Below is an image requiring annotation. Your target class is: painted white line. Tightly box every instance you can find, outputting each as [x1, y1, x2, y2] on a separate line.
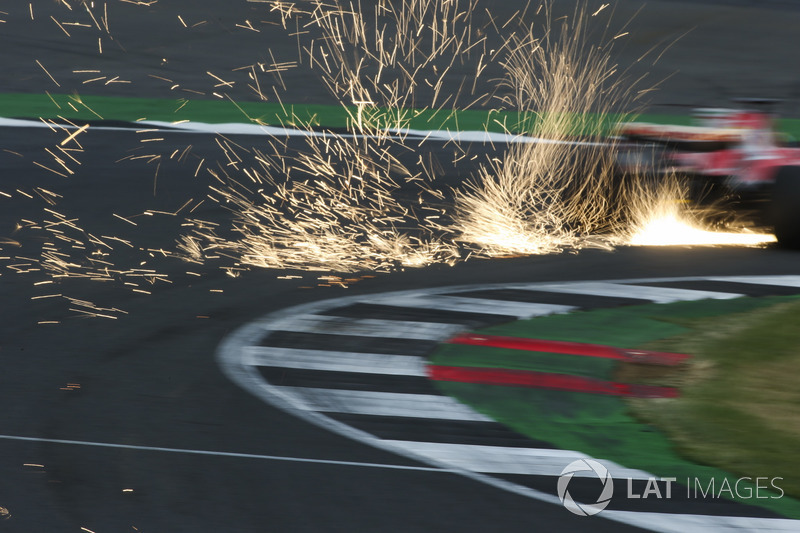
[380, 440, 652, 479]
[534, 282, 742, 304]
[275, 387, 493, 421]
[267, 314, 464, 341]
[404, 127, 603, 147]
[244, 346, 427, 376]
[0, 434, 443, 472]
[144, 120, 376, 139]
[0, 117, 363, 138]
[367, 294, 575, 319]
[0, 117, 604, 147]
[707, 275, 800, 288]
[5, 436, 795, 532]
[217, 276, 800, 533]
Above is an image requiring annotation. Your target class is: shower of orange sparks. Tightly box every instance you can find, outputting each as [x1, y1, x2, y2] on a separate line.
[628, 210, 776, 247]
[2, 0, 784, 326]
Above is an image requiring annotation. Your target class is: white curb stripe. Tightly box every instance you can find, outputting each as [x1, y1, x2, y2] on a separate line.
[707, 275, 800, 288]
[381, 440, 652, 479]
[244, 346, 427, 376]
[275, 387, 493, 421]
[267, 314, 464, 341]
[218, 276, 800, 532]
[362, 294, 575, 319]
[534, 282, 742, 304]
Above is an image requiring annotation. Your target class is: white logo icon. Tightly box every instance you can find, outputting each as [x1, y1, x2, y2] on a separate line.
[557, 459, 615, 516]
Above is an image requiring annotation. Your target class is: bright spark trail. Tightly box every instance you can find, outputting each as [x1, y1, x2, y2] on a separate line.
[0, 0, 778, 320]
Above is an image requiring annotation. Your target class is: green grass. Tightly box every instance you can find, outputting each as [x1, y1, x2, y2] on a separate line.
[429, 295, 800, 518]
[5, 91, 800, 138]
[0, 92, 614, 133]
[471, 296, 794, 347]
[432, 344, 616, 380]
[629, 298, 800, 502]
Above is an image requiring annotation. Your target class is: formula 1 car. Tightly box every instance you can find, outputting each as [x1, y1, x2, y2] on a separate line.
[615, 100, 800, 247]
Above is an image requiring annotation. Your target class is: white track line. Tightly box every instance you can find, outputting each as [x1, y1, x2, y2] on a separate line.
[406, 127, 603, 146]
[0, 434, 443, 472]
[381, 440, 652, 479]
[0, 117, 603, 146]
[276, 387, 493, 421]
[218, 276, 800, 533]
[534, 282, 742, 303]
[365, 294, 575, 319]
[267, 314, 464, 341]
[6, 435, 796, 532]
[244, 346, 427, 376]
[707, 275, 800, 288]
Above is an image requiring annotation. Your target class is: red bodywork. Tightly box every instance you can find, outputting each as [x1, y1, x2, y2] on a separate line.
[619, 109, 800, 189]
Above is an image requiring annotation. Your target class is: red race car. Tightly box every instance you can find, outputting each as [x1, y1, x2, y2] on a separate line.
[616, 100, 800, 247]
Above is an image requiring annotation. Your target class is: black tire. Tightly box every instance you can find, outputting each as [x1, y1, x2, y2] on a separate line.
[770, 166, 800, 248]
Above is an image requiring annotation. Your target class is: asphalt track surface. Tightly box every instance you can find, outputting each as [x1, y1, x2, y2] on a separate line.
[3, 1, 800, 532]
[3, 124, 800, 532]
[3, 0, 800, 114]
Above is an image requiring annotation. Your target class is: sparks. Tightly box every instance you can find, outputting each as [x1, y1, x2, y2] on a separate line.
[628, 213, 776, 247]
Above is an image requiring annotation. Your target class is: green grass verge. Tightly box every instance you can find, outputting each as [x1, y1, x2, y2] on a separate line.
[629, 298, 800, 504]
[429, 295, 800, 519]
[5, 92, 800, 138]
[433, 344, 617, 380]
[0, 92, 616, 134]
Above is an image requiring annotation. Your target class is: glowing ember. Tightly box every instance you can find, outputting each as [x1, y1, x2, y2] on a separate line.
[623, 179, 777, 248]
[447, 4, 640, 256]
[628, 213, 776, 247]
[2, 0, 784, 325]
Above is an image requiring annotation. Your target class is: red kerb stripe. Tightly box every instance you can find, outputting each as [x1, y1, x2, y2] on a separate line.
[447, 333, 689, 366]
[428, 365, 678, 398]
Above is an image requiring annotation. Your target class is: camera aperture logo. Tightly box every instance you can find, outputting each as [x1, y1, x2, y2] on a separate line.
[557, 460, 785, 518]
[557, 459, 614, 516]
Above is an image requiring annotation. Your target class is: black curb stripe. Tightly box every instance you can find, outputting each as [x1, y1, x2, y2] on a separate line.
[449, 289, 652, 309]
[629, 280, 800, 297]
[318, 302, 515, 328]
[257, 367, 440, 395]
[326, 413, 557, 449]
[242, 279, 800, 523]
[496, 474, 785, 518]
[260, 331, 438, 356]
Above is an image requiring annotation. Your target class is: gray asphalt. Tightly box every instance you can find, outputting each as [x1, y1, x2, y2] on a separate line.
[3, 125, 800, 532]
[2, 0, 800, 113]
[3, 1, 800, 531]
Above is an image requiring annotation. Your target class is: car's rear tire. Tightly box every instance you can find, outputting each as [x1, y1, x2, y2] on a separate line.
[770, 166, 800, 248]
